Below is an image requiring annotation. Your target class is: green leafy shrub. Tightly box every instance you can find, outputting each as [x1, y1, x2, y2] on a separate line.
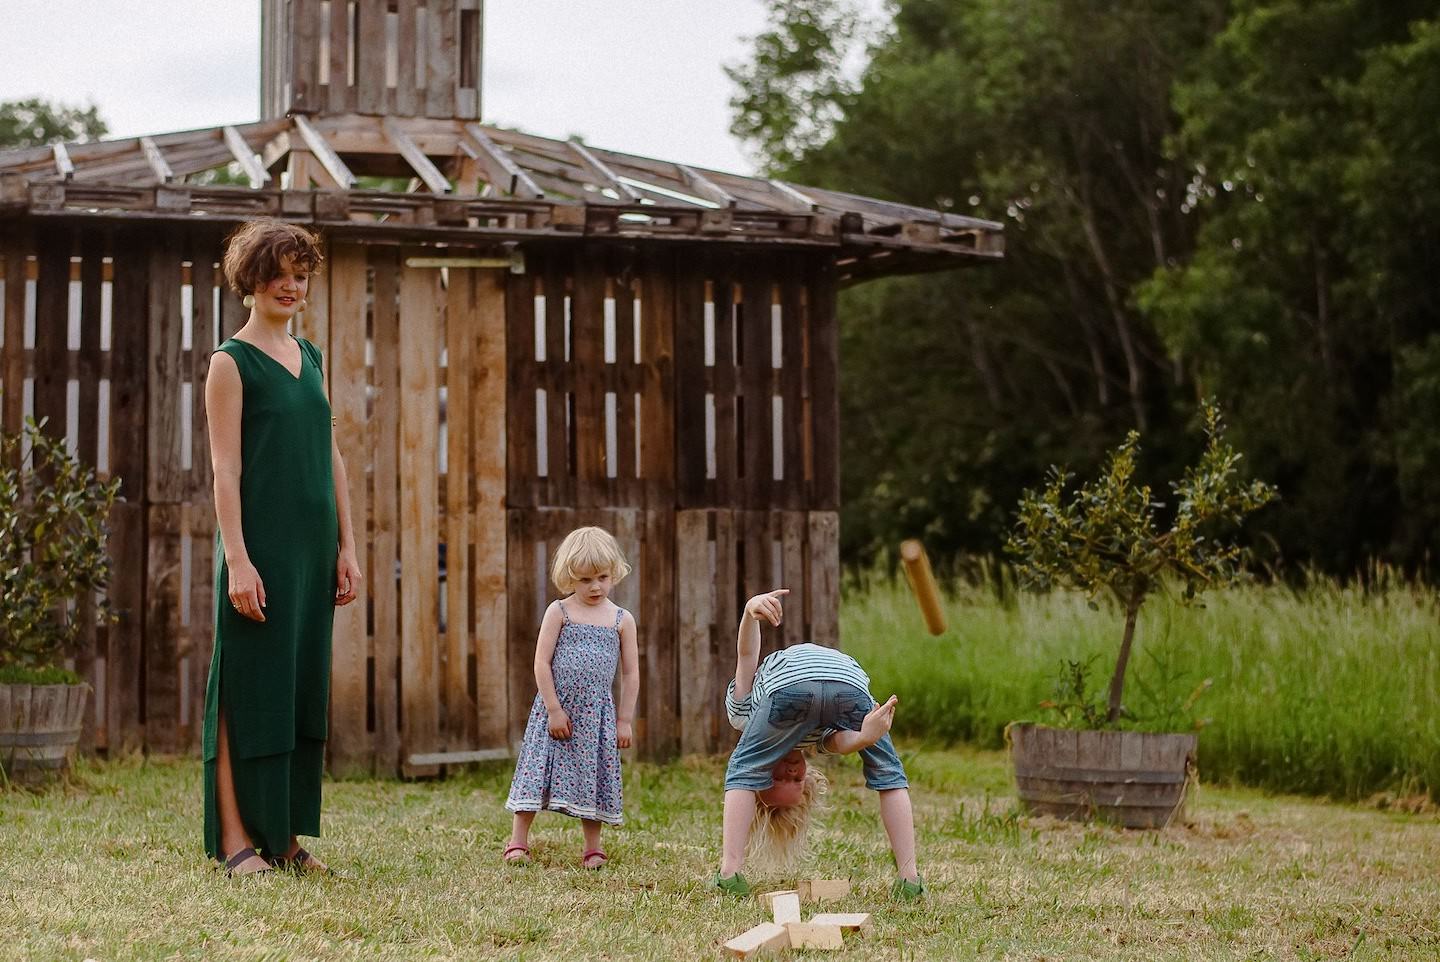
[1006, 401, 1275, 726]
[0, 418, 119, 684]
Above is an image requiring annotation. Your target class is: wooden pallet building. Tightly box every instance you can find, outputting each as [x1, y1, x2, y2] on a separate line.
[0, 0, 1002, 774]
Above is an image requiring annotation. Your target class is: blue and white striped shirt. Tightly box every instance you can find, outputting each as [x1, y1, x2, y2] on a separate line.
[725, 643, 873, 753]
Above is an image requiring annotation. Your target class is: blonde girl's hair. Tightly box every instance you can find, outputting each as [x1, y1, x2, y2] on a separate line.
[550, 526, 631, 593]
[747, 766, 829, 870]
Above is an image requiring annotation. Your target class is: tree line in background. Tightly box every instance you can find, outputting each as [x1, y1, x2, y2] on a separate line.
[731, 0, 1440, 579]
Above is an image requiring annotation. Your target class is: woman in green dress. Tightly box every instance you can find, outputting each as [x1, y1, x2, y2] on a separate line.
[202, 220, 363, 877]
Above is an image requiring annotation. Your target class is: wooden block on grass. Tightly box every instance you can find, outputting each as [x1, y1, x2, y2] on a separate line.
[809, 913, 874, 938]
[797, 879, 850, 902]
[785, 923, 844, 949]
[771, 891, 801, 925]
[757, 889, 799, 912]
[722, 922, 790, 958]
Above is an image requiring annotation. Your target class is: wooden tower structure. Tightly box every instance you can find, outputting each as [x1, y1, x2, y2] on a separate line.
[0, 0, 1002, 774]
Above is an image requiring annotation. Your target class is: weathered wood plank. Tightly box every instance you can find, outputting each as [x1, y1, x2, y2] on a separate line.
[778, 263, 805, 510]
[712, 264, 739, 508]
[807, 511, 839, 648]
[471, 266, 509, 751]
[356, 0, 388, 115]
[394, 0, 420, 116]
[142, 504, 182, 752]
[541, 255, 572, 507]
[444, 261, 475, 751]
[424, 0, 457, 118]
[506, 509, 538, 749]
[109, 232, 148, 502]
[504, 264, 538, 508]
[327, 244, 372, 775]
[328, 0, 355, 114]
[673, 252, 707, 507]
[146, 234, 185, 503]
[740, 263, 772, 510]
[370, 247, 402, 775]
[31, 227, 69, 447]
[780, 511, 806, 649]
[676, 510, 711, 754]
[638, 509, 676, 759]
[637, 248, 676, 510]
[1, 234, 28, 447]
[571, 248, 605, 506]
[712, 509, 738, 751]
[398, 254, 442, 776]
[807, 259, 840, 508]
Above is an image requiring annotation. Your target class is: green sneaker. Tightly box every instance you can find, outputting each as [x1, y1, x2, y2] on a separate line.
[710, 871, 752, 897]
[891, 876, 926, 901]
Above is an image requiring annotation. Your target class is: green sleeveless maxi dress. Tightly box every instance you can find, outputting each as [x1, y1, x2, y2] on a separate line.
[202, 335, 338, 860]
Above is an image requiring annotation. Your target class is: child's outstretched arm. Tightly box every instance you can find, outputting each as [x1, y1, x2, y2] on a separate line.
[533, 602, 570, 739]
[732, 588, 789, 702]
[616, 611, 640, 748]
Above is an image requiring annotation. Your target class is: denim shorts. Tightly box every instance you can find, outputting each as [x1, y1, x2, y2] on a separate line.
[724, 680, 908, 792]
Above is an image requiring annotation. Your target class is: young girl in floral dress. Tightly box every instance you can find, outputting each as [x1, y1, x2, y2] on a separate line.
[503, 527, 639, 869]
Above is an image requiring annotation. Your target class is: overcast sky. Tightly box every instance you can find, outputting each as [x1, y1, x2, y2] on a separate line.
[0, 0, 883, 176]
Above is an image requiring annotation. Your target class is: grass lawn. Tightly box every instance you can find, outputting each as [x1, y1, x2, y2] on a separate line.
[3, 746, 1438, 961]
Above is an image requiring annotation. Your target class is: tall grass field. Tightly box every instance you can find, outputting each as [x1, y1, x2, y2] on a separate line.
[844, 576, 1440, 801]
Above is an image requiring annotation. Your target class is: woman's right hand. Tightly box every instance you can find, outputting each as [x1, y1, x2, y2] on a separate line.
[547, 707, 572, 740]
[228, 560, 267, 623]
[744, 588, 790, 627]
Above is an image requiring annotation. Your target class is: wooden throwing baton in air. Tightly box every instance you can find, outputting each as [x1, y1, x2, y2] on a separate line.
[899, 539, 946, 635]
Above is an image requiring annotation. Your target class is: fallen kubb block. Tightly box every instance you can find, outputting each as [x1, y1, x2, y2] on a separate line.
[770, 892, 801, 925]
[784, 923, 845, 950]
[722, 922, 790, 959]
[757, 889, 800, 913]
[796, 879, 851, 902]
[809, 913, 874, 938]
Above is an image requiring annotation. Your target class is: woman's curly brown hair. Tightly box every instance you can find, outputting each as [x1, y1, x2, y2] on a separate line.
[221, 220, 323, 298]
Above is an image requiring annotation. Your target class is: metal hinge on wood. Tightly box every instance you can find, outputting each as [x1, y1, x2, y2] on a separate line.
[404, 250, 526, 274]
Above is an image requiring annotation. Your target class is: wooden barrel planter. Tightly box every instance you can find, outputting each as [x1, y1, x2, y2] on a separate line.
[1009, 723, 1197, 829]
[0, 683, 91, 784]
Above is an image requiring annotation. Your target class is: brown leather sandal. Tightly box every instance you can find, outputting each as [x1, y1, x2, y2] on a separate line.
[222, 847, 273, 878]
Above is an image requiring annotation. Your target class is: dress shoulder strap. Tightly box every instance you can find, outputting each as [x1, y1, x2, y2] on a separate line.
[613, 606, 625, 629]
[555, 599, 571, 624]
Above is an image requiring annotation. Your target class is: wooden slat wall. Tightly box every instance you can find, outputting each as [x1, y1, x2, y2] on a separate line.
[2, 215, 845, 770]
[266, 0, 482, 122]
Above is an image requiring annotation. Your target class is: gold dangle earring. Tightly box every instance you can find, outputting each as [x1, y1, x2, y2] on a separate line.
[297, 299, 308, 313]
[242, 294, 256, 308]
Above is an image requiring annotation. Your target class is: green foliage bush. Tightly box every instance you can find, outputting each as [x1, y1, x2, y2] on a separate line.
[1006, 402, 1275, 724]
[0, 418, 119, 682]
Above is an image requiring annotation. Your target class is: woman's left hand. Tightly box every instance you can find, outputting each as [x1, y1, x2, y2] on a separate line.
[616, 720, 634, 749]
[335, 547, 364, 606]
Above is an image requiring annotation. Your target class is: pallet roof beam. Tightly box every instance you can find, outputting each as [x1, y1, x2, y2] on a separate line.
[462, 123, 543, 199]
[139, 137, 174, 184]
[293, 115, 356, 189]
[223, 125, 271, 188]
[52, 143, 74, 181]
[768, 179, 818, 212]
[383, 117, 452, 194]
[677, 163, 736, 208]
[568, 140, 644, 203]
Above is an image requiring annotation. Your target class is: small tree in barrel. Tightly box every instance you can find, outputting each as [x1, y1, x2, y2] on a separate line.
[1006, 401, 1276, 724]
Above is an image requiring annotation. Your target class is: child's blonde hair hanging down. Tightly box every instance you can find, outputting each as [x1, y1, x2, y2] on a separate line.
[747, 767, 829, 869]
[550, 526, 632, 593]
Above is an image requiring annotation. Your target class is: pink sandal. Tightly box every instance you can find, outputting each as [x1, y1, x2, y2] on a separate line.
[581, 849, 608, 870]
[502, 843, 531, 865]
